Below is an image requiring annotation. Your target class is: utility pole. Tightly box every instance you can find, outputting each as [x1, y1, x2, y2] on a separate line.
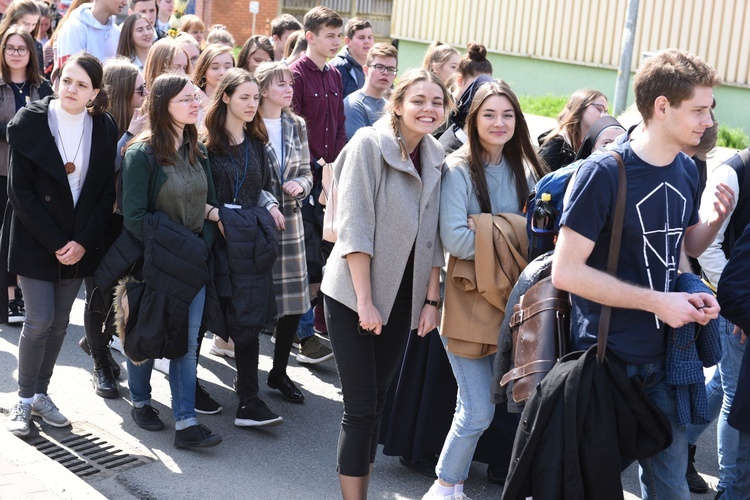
[614, 0, 640, 116]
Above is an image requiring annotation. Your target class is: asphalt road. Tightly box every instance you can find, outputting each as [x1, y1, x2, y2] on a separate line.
[0, 289, 723, 499]
[0, 114, 735, 500]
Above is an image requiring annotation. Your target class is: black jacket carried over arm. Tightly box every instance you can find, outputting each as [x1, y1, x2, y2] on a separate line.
[717, 223, 750, 434]
[502, 346, 673, 500]
[203, 206, 278, 348]
[98, 211, 209, 363]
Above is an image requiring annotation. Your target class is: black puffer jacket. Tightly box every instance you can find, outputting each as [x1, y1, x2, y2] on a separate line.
[203, 206, 279, 348]
[97, 211, 209, 362]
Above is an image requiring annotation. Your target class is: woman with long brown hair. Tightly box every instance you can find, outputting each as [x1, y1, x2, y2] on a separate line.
[75, 57, 149, 399]
[538, 88, 608, 171]
[121, 72, 222, 448]
[424, 80, 547, 498]
[203, 67, 284, 426]
[0, 26, 53, 324]
[237, 35, 273, 74]
[116, 14, 154, 71]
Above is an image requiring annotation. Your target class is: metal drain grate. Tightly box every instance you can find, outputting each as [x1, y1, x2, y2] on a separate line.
[26, 422, 154, 481]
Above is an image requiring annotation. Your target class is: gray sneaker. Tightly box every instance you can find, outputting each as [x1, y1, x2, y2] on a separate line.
[31, 394, 70, 427]
[6, 402, 32, 437]
[296, 336, 334, 364]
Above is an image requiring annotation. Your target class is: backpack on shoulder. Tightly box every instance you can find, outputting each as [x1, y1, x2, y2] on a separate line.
[503, 152, 626, 403]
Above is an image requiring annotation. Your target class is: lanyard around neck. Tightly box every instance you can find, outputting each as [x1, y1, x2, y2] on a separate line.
[228, 137, 250, 205]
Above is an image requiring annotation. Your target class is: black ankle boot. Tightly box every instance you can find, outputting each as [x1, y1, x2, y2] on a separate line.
[686, 444, 708, 493]
[92, 363, 119, 399]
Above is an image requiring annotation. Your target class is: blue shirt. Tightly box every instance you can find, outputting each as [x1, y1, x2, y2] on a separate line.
[343, 89, 386, 140]
[560, 142, 700, 363]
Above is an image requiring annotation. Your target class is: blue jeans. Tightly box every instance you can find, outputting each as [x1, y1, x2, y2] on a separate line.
[723, 431, 750, 499]
[436, 336, 496, 485]
[626, 360, 689, 500]
[687, 315, 744, 489]
[127, 286, 205, 431]
[297, 307, 314, 340]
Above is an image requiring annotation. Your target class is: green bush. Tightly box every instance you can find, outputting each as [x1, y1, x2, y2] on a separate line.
[518, 95, 568, 118]
[717, 125, 750, 149]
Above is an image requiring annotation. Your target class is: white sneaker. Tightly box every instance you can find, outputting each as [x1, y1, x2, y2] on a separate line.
[6, 402, 32, 436]
[31, 395, 70, 427]
[421, 481, 455, 500]
[209, 336, 235, 358]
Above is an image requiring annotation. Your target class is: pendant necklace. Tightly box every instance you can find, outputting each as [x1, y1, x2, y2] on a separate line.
[11, 81, 26, 94]
[58, 123, 85, 175]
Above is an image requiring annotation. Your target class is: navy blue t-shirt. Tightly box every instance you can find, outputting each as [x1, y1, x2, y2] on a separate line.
[560, 141, 700, 363]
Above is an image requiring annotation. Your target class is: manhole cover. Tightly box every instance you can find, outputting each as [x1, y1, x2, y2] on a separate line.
[25, 421, 154, 482]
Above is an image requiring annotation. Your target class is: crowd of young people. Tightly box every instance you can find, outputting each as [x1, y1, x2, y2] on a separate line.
[0, 1, 747, 499]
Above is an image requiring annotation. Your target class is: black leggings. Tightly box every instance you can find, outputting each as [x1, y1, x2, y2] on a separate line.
[324, 290, 412, 477]
[271, 314, 302, 375]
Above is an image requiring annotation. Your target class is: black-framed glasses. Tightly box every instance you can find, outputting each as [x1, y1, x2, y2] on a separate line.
[368, 63, 398, 76]
[3, 45, 28, 56]
[135, 83, 147, 96]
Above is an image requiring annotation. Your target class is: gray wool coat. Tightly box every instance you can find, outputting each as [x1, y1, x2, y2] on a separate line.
[264, 110, 314, 316]
[321, 117, 445, 329]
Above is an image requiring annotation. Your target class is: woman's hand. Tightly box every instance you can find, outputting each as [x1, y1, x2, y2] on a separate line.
[417, 303, 440, 337]
[357, 300, 383, 335]
[282, 181, 303, 197]
[127, 107, 148, 137]
[269, 206, 285, 231]
[55, 241, 86, 265]
[467, 217, 476, 232]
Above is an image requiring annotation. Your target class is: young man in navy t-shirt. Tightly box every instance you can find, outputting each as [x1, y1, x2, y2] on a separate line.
[552, 49, 734, 498]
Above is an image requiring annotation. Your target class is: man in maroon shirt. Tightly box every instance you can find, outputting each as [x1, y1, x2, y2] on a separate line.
[280, 6, 345, 372]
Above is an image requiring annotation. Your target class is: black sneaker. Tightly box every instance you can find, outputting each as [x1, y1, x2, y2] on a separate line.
[174, 424, 222, 448]
[7, 299, 25, 324]
[235, 398, 284, 427]
[131, 404, 164, 431]
[195, 384, 222, 414]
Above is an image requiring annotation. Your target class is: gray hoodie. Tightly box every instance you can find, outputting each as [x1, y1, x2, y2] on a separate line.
[56, 4, 120, 64]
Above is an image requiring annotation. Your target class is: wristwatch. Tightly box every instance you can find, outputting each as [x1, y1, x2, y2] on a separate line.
[424, 298, 443, 309]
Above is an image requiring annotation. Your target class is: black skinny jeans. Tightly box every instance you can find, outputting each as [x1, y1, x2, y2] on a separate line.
[83, 277, 115, 368]
[324, 277, 413, 477]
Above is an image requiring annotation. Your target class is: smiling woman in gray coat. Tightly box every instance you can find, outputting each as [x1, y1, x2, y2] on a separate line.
[320, 68, 453, 499]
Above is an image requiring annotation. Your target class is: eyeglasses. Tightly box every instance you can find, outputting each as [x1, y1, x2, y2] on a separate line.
[3, 45, 28, 56]
[171, 94, 202, 105]
[368, 63, 398, 76]
[589, 103, 608, 114]
[135, 83, 147, 96]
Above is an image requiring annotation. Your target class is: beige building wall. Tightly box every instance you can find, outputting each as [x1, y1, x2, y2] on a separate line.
[392, 0, 750, 87]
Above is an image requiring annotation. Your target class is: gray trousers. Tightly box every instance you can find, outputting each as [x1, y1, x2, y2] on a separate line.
[16, 276, 82, 398]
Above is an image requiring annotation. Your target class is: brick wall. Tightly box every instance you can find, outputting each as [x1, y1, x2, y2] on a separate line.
[196, 0, 279, 47]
